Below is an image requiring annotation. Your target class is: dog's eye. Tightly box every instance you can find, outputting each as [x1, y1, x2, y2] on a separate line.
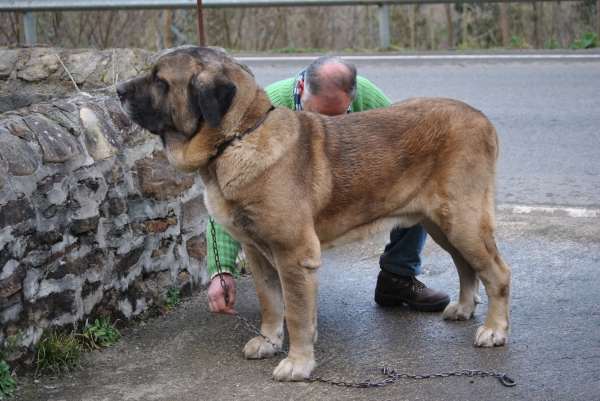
[152, 69, 169, 90]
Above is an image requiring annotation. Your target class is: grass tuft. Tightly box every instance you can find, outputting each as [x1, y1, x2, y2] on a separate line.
[34, 330, 84, 376]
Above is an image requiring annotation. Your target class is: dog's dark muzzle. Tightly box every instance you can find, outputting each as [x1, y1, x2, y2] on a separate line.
[116, 82, 130, 101]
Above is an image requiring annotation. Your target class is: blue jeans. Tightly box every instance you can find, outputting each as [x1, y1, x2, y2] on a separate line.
[379, 224, 427, 277]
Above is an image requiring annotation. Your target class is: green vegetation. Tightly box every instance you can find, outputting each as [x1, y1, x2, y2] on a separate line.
[147, 287, 182, 317]
[34, 317, 120, 376]
[0, 360, 19, 398]
[2, 335, 20, 358]
[35, 330, 84, 376]
[82, 317, 121, 350]
[544, 37, 560, 49]
[270, 46, 327, 54]
[235, 253, 249, 278]
[509, 35, 523, 48]
[571, 31, 599, 49]
[5, 306, 178, 382]
[166, 287, 181, 308]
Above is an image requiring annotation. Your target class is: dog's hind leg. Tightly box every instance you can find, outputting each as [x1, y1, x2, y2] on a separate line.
[420, 218, 482, 321]
[425, 204, 511, 347]
[468, 236, 511, 347]
[242, 244, 285, 359]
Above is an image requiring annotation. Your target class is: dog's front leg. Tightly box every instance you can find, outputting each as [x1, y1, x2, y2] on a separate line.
[242, 245, 285, 359]
[272, 238, 321, 381]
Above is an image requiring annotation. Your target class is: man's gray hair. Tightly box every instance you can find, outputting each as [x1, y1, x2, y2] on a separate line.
[304, 55, 357, 100]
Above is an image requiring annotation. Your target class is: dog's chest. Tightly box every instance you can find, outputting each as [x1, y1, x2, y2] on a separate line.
[204, 187, 253, 245]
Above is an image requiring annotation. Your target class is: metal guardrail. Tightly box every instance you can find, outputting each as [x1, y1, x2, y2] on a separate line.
[0, 0, 547, 49]
[0, 0, 538, 11]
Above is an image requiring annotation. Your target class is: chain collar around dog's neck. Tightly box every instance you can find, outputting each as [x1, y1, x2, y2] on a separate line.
[209, 105, 275, 163]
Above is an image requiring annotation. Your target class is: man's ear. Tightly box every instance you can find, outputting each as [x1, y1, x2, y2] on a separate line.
[297, 78, 305, 98]
[192, 73, 237, 129]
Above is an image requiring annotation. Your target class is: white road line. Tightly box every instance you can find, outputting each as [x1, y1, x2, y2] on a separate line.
[497, 204, 599, 218]
[236, 54, 600, 61]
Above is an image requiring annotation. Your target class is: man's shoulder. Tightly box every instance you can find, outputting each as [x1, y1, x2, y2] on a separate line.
[353, 76, 392, 111]
[265, 76, 296, 94]
[265, 76, 297, 108]
[356, 75, 378, 89]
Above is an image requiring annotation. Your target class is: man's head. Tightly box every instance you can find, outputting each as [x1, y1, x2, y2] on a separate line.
[298, 56, 357, 116]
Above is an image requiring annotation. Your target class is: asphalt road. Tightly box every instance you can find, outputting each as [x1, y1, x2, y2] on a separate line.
[20, 51, 600, 400]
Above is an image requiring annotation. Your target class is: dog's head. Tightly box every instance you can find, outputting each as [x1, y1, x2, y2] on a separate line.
[117, 46, 241, 136]
[117, 46, 270, 172]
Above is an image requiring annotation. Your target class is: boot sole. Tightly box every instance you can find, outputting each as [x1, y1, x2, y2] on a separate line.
[374, 290, 450, 312]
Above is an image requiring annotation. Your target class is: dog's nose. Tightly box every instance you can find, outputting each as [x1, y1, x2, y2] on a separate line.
[116, 83, 128, 99]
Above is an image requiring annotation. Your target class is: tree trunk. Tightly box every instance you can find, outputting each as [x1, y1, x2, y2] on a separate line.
[532, 2, 539, 49]
[597, 1, 599, 41]
[429, 5, 435, 50]
[410, 4, 416, 50]
[462, 3, 468, 48]
[163, 9, 173, 49]
[499, 3, 509, 47]
[445, 4, 453, 49]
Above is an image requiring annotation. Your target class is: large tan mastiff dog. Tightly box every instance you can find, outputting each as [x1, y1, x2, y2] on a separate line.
[117, 46, 511, 381]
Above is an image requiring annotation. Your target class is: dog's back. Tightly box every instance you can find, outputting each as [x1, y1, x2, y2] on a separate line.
[285, 98, 498, 247]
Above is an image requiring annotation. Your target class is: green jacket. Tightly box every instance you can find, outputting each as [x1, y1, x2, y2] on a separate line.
[206, 73, 391, 278]
[265, 73, 392, 112]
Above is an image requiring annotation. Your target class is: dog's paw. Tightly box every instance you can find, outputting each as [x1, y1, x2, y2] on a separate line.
[243, 336, 281, 359]
[443, 301, 477, 321]
[474, 325, 508, 347]
[272, 357, 315, 381]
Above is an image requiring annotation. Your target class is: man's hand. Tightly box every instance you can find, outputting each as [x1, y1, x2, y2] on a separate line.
[207, 273, 236, 314]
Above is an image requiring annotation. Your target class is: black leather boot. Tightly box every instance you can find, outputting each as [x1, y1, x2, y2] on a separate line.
[374, 270, 450, 312]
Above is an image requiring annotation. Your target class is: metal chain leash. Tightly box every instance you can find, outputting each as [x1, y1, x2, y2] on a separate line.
[208, 218, 516, 388]
[209, 217, 230, 305]
[304, 367, 516, 388]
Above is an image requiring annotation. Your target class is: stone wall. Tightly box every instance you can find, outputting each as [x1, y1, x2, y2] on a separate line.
[0, 45, 211, 353]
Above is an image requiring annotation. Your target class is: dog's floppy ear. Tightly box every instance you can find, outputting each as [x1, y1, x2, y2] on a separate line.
[192, 73, 237, 129]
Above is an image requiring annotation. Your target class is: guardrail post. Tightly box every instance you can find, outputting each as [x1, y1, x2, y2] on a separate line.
[24, 12, 37, 44]
[596, 0, 600, 38]
[378, 4, 390, 49]
[461, 3, 468, 48]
